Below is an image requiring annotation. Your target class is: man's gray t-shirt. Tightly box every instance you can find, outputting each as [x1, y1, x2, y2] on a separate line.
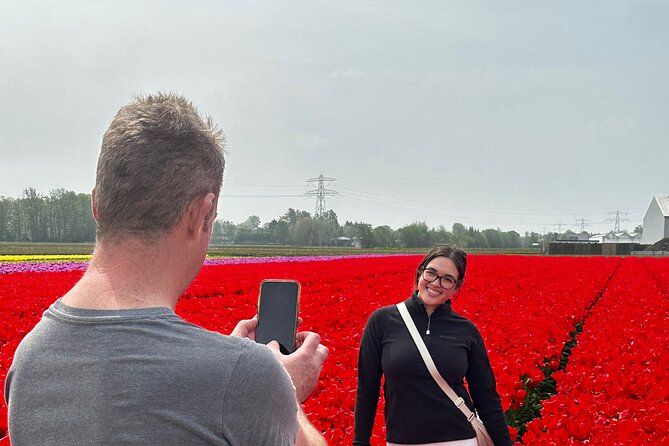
[4, 299, 298, 445]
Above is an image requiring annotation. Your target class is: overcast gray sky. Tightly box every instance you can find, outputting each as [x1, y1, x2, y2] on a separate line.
[2, 0, 667, 234]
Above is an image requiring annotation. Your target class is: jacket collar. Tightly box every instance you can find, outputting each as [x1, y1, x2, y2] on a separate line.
[407, 290, 452, 316]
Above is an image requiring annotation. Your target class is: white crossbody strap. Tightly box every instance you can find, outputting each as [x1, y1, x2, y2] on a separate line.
[396, 302, 478, 422]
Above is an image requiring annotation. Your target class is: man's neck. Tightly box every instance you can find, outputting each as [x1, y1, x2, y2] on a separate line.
[62, 238, 185, 311]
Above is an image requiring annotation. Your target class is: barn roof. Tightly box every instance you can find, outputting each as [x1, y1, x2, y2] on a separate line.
[655, 196, 669, 216]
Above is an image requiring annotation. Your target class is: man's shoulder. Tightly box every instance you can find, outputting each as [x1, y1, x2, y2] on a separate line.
[170, 318, 272, 357]
[228, 338, 287, 377]
[174, 323, 284, 373]
[9, 315, 53, 363]
[163, 319, 280, 370]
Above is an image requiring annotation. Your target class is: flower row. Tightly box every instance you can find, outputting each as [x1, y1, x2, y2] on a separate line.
[523, 257, 669, 444]
[0, 253, 398, 274]
[453, 255, 621, 413]
[0, 255, 91, 263]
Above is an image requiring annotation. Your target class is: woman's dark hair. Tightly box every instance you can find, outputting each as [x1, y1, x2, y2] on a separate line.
[414, 244, 467, 289]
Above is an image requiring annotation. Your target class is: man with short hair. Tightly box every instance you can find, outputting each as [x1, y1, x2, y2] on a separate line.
[4, 93, 329, 445]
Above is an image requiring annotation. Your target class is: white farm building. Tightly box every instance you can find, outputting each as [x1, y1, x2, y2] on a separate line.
[641, 196, 669, 245]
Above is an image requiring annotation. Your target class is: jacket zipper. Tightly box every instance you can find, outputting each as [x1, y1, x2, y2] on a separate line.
[426, 313, 432, 335]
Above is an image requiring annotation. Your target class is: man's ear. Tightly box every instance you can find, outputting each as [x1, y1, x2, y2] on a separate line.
[188, 193, 216, 237]
[91, 188, 99, 223]
[204, 194, 219, 232]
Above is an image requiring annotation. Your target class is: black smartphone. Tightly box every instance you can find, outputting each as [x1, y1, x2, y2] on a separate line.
[255, 279, 300, 354]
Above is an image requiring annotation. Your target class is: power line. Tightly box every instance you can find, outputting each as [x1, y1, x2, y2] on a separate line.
[337, 185, 640, 217]
[222, 194, 305, 198]
[330, 193, 570, 229]
[223, 182, 306, 188]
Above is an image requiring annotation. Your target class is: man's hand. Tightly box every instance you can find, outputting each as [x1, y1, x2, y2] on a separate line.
[230, 316, 304, 340]
[230, 316, 258, 339]
[268, 331, 329, 403]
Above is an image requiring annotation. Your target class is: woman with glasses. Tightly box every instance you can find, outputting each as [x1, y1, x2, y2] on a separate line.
[353, 244, 512, 446]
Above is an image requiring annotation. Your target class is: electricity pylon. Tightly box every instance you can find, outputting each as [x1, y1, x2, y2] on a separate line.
[305, 174, 337, 217]
[606, 210, 630, 233]
[575, 218, 592, 233]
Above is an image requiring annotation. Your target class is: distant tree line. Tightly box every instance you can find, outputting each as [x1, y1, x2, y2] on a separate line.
[0, 188, 96, 242]
[213, 208, 536, 249]
[1, 189, 540, 248]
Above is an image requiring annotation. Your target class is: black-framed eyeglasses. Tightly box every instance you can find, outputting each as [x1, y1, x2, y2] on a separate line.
[420, 267, 459, 290]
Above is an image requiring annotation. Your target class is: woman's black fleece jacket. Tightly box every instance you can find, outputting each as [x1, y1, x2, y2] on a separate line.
[353, 292, 513, 446]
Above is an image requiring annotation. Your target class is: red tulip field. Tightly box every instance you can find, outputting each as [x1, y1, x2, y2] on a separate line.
[1, 254, 668, 445]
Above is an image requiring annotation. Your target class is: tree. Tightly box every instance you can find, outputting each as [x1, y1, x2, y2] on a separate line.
[467, 226, 488, 248]
[372, 225, 396, 247]
[53, 190, 95, 242]
[272, 220, 291, 244]
[428, 225, 453, 246]
[68, 192, 96, 242]
[503, 230, 521, 248]
[291, 216, 316, 246]
[234, 215, 265, 244]
[356, 223, 374, 248]
[0, 197, 12, 241]
[322, 210, 339, 226]
[451, 223, 471, 247]
[280, 208, 310, 225]
[239, 215, 261, 230]
[342, 221, 374, 248]
[314, 210, 340, 246]
[0, 188, 95, 242]
[20, 188, 46, 241]
[397, 222, 430, 248]
[482, 228, 503, 248]
[211, 220, 236, 244]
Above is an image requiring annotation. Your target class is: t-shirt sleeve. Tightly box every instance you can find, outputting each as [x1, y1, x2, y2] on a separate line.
[220, 342, 298, 445]
[353, 309, 385, 446]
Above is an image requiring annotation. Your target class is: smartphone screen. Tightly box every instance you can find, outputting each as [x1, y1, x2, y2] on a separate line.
[255, 279, 300, 354]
